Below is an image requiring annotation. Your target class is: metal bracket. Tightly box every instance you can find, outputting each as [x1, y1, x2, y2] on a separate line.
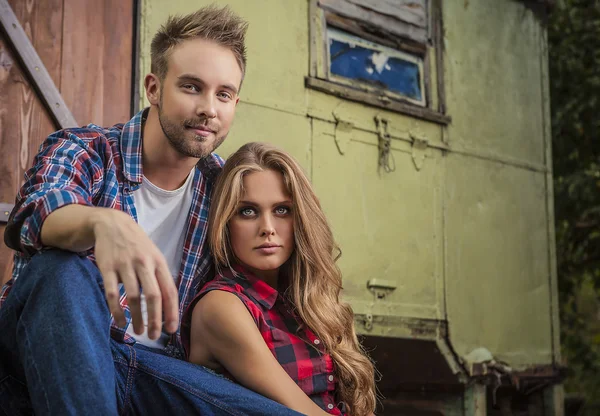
[0, 203, 14, 224]
[375, 116, 396, 173]
[364, 313, 373, 331]
[333, 117, 353, 156]
[410, 129, 429, 171]
[367, 278, 397, 300]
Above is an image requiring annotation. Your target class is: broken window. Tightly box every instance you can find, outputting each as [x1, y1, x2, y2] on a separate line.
[307, 0, 449, 124]
[328, 27, 425, 106]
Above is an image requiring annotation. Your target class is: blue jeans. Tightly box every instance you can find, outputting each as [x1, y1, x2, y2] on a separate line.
[0, 250, 302, 415]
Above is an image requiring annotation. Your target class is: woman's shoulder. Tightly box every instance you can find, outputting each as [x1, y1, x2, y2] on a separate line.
[199, 271, 244, 296]
[198, 270, 263, 318]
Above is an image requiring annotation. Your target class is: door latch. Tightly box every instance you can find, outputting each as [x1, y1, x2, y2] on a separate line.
[367, 279, 397, 300]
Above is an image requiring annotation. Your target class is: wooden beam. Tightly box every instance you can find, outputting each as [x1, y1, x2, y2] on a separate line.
[0, 0, 77, 128]
[319, 0, 428, 44]
[306, 76, 451, 125]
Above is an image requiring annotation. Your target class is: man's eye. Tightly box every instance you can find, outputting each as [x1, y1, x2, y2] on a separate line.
[183, 84, 199, 92]
[218, 92, 232, 100]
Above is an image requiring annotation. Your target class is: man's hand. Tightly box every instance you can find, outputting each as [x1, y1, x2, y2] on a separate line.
[41, 205, 179, 339]
[93, 209, 178, 338]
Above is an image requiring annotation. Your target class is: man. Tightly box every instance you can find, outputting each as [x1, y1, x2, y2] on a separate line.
[0, 6, 300, 415]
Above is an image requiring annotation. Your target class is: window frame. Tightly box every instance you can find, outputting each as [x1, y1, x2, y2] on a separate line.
[306, 0, 450, 125]
[327, 27, 427, 107]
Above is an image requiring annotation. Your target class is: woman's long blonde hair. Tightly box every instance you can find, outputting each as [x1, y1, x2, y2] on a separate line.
[207, 142, 376, 415]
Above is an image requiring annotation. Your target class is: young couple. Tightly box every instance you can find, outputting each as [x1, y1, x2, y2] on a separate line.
[0, 5, 376, 416]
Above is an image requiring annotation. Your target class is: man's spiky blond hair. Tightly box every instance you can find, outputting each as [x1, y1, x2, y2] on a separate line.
[151, 5, 248, 83]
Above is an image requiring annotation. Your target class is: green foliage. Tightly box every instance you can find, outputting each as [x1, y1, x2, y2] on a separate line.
[549, 0, 600, 408]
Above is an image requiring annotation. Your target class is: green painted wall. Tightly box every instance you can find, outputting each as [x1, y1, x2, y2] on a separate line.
[140, 0, 558, 373]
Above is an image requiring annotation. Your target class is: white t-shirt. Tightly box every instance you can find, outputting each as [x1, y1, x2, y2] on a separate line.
[125, 168, 195, 348]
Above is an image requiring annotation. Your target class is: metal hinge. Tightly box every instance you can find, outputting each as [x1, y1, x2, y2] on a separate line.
[0, 203, 14, 224]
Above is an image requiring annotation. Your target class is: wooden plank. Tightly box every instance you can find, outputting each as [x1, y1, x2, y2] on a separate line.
[346, 0, 427, 28]
[319, 0, 428, 44]
[1, 0, 65, 286]
[0, 0, 76, 128]
[432, 0, 446, 115]
[102, 0, 134, 124]
[305, 76, 451, 125]
[325, 11, 427, 56]
[1, 0, 133, 287]
[61, 0, 133, 127]
[131, 0, 141, 114]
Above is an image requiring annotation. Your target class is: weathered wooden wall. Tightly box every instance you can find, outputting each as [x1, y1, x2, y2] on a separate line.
[0, 0, 134, 285]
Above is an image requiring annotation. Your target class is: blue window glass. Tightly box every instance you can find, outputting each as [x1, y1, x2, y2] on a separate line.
[328, 31, 423, 102]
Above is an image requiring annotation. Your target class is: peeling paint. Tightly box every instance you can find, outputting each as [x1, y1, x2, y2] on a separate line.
[370, 51, 389, 74]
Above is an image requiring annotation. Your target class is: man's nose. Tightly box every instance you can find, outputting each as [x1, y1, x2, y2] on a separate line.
[196, 94, 217, 119]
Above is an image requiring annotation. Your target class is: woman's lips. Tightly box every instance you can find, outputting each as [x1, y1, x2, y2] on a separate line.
[255, 246, 281, 255]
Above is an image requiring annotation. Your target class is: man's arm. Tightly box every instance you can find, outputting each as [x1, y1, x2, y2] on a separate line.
[40, 205, 178, 336]
[189, 290, 330, 416]
[4, 131, 178, 338]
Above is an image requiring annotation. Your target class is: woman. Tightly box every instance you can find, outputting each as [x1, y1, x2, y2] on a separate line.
[184, 142, 377, 415]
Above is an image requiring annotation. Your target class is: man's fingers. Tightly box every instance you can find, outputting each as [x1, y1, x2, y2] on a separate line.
[103, 270, 126, 328]
[155, 259, 178, 334]
[136, 262, 162, 340]
[120, 265, 144, 335]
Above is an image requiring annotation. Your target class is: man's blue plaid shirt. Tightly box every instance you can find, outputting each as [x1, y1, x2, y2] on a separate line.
[1, 109, 223, 357]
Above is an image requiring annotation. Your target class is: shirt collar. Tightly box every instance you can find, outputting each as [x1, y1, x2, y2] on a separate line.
[119, 107, 223, 185]
[120, 108, 146, 184]
[223, 265, 279, 310]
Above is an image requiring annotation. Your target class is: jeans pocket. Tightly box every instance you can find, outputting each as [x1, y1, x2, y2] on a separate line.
[0, 375, 33, 416]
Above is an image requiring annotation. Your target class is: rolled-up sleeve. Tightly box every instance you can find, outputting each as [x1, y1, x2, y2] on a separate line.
[4, 130, 104, 255]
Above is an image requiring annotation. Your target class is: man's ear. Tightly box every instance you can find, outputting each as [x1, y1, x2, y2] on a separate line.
[145, 73, 161, 106]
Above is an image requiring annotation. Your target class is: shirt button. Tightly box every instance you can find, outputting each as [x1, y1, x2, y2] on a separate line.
[327, 404, 334, 410]
[313, 339, 320, 345]
[328, 375, 334, 382]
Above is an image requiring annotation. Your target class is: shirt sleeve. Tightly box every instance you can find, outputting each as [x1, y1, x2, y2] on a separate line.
[4, 129, 105, 255]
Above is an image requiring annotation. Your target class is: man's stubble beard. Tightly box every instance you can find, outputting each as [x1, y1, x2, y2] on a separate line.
[157, 96, 227, 159]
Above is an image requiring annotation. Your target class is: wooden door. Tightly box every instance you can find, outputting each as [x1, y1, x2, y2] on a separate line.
[0, 0, 134, 285]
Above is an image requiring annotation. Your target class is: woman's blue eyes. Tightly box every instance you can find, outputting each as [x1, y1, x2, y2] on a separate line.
[240, 207, 256, 217]
[275, 206, 289, 215]
[238, 206, 290, 217]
